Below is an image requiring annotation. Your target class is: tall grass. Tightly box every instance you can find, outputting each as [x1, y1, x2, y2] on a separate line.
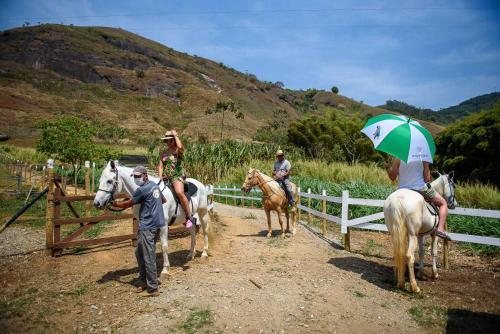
[0, 145, 49, 164]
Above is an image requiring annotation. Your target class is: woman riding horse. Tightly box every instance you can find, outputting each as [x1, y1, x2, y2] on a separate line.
[158, 130, 196, 229]
[386, 158, 450, 240]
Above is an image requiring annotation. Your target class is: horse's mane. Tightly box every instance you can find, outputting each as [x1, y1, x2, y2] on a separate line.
[254, 169, 283, 194]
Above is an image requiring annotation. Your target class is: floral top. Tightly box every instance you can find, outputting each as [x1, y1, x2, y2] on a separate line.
[160, 148, 184, 181]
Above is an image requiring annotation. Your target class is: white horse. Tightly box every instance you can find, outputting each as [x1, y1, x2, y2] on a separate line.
[384, 173, 457, 293]
[93, 161, 210, 276]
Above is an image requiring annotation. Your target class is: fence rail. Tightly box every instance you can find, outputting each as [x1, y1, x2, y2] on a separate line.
[212, 186, 500, 250]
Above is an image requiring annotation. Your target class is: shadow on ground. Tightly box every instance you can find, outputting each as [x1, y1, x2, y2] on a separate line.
[328, 256, 395, 290]
[446, 308, 500, 334]
[96, 250, 192, 286]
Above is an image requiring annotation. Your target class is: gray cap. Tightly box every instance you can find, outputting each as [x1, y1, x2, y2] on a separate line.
[131, 165, 148, 176]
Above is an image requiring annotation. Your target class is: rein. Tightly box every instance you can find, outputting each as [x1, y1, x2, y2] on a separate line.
[97, 167, 128, 212]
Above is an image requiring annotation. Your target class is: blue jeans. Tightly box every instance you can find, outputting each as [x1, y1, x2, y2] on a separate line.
[277, 178, 295, 206]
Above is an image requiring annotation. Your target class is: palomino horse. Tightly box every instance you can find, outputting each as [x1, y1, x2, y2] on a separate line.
[384, 173, 457, 293]
[93, 161, 210, 277]
[241, 168, 299, 238]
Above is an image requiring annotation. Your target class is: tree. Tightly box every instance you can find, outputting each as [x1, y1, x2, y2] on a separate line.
[435, 105, 499, 186]
[331, 86, 339, 94]
[287, 110, 382, 164]
[37, 116, 112, 172]
[205, 100, 244, 140]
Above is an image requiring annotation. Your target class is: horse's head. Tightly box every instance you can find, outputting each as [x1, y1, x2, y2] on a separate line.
[241, 168, 259, 193]
[93, 160, 121, 209]
[437, 171, 457, 209]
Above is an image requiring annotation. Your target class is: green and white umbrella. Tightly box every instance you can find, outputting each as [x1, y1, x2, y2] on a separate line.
[361, 114, 436, 163]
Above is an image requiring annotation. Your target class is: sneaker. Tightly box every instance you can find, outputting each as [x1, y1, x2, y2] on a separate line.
[134, 284, 146, 293]
[142, 289, 160, 297]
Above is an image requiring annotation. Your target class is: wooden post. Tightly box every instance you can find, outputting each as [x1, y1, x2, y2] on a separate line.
[74, 164, 78, 195]
[92, 162, 96, 194]
[322, 189, 327, 235]
[443, 221, 449, 269]
[132, 217, 138, 246]
[61, 166, 66, 192]
[85, 161, 91, 217]
[297, 187, 301, 222]
[225, 186, 228, 205]
[342, 190, 351, 251]
[53, 187, 62, 256]
[45, 159, 55, 253]
[307, 188, 312, 225]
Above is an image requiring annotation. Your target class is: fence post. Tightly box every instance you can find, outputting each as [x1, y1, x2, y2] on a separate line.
[132, 217, 138, 246]
[341, 190, 350, 251]
[92, 162, 96, 193]
[322, 189, 327, 235]
[443, 221, 449, 269]
[225, 186, 228, 205]
[53, 187, 62, 256]
[307, 188, 312, 225]
[297, 187, 301, 222]
[85, 161, 91, 217]
[45, 159, 55, 253]
[61, 166, 67, 192]
[233, 186, 237, 206]
[74, 164, 78, 195]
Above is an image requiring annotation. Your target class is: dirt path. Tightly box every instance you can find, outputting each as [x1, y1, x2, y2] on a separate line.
[1, 203, 499, 333]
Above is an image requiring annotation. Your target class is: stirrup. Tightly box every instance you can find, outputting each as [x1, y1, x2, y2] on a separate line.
[436, 230, 451, 241]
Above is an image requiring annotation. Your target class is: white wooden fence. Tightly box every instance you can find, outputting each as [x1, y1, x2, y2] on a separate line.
[212, 186, 500, 267]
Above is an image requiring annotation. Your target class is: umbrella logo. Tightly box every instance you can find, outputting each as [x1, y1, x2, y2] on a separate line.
[373, 126, 381, 140]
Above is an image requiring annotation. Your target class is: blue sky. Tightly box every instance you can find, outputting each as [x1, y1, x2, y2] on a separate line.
[1, 0, 499, 110]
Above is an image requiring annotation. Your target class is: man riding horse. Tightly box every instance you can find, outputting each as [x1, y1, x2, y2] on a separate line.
[272, 150, 295, 209]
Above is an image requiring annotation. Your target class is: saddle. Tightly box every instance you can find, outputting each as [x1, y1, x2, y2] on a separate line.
[410, 189, 439, 235]
[161, 181, 198, 226]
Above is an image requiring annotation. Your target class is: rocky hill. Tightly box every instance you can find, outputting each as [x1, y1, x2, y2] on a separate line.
[0, 24, 442, 144]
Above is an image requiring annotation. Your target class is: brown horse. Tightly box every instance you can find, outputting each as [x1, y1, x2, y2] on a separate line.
[241, 168, 298, 238]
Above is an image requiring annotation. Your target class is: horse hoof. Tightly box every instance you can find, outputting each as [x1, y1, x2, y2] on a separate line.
[201, 251, 208, 258]
[411, 285, 421, 293]
[431, 273, 439, 279]
[266, 233, 272, 238]
[186, 254, 195, 261]
[160, 271, 172, 279]
[281, 234, 285, 239]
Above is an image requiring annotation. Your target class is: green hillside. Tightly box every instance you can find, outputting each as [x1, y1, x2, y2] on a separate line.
[379, 92, 500, 125]
[0, 24, 442, 145]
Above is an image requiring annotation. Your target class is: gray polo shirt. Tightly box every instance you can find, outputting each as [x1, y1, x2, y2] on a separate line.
[273, 159, 291, 179]
[132, 180, 166, 230]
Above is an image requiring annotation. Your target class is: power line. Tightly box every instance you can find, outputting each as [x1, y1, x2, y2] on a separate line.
[0, 7, 498, 22]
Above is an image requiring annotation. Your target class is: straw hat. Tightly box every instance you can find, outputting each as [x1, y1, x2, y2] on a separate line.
[161, 130, 175, 141]
[276, 149, 284, 156]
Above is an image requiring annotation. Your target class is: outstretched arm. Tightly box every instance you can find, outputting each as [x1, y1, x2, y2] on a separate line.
[172, 130, 184, 155]
[112, 198, 135, 209]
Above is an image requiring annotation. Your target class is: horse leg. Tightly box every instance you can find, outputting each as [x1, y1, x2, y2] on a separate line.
[198, 209, 209, 258]
[284, 208, 290, 234]
[406, 235, 420, 293]
[186, 225, 196, 261]
[431, 234, 439, 279]
[276, 208, 285, 239]
[265, 209, 272, 238]
[417, 235, 424, 279]
[159, 226, 170, 277]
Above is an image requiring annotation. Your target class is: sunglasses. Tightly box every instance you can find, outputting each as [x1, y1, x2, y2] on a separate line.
[164, 138, 175, 143]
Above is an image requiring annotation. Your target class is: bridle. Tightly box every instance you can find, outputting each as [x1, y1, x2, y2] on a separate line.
[243, 169, 282, 198]
[443, 174, 456, 209]
[96, 167, 126, 211]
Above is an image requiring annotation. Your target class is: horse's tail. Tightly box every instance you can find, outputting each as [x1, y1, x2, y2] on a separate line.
[384, 194, 408, 289]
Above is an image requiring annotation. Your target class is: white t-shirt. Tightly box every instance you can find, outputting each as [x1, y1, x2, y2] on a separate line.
[398, 161, 426, 190]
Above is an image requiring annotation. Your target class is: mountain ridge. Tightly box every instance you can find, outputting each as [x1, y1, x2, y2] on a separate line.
[0, 24, 444, 143]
